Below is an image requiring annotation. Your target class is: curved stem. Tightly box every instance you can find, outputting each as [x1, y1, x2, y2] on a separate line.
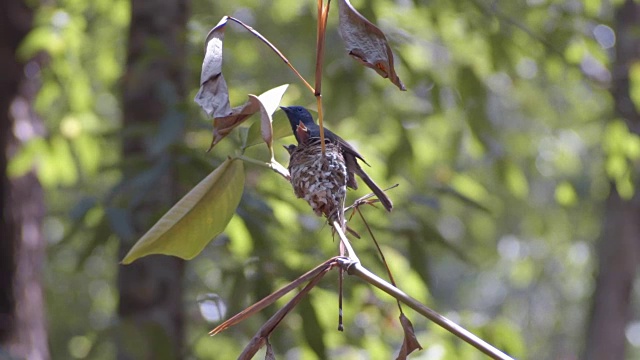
[227, 16, 315, 94]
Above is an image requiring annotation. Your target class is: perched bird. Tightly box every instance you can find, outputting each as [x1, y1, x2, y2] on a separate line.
[281, 106, 393, 212]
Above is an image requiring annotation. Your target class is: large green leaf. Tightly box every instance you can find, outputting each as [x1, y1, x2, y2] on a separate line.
[122, 158, 245, 264]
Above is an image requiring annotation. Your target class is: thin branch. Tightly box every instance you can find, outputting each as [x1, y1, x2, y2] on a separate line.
[314, 1, 332, 155]
[238, 265, 332, 359]
[316, 96, 326, 155]
[314, 0, 329, 95]
[339, 258, 515, 360]
[344, 183, 399, 212]
[332, 219, 360, 263]
[236, 155, 290, 180]
[210, 257, 338, 335]
[226, 16, 315, 94]
[355, 206, 404, 313]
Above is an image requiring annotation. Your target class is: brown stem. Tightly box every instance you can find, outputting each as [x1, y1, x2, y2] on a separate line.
[332, 220, 360, 263]
[314, 0, 331, 155]
[238, 265, 331, 359]
[226, 16, 314, 94]
[339, 259, 514, 360]
[355, 207, 403, 313]
[316, 96, 326, 155]
[209, 257, 338, 335]
[331, 218, 511, 359]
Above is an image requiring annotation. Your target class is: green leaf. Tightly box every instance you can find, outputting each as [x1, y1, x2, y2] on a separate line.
[122, 158, 245, 264]
[242, 84, 290, 149]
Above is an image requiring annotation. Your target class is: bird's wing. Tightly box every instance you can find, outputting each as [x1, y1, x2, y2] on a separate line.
[325, 128, 371, 167]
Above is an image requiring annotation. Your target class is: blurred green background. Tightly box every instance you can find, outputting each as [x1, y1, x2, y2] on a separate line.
[3, 0, 640, 359]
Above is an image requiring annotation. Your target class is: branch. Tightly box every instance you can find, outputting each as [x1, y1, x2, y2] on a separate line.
[238, 263, 332, 359]
[210, 257, 339, 335]
[329, 217, 512, 359]
[236, 155, 290, 180]
[314, 0, 332, 155]
[338, 258, 515, 360]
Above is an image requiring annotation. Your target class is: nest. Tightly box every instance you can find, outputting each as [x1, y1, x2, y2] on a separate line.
[288, 140, 347, 229]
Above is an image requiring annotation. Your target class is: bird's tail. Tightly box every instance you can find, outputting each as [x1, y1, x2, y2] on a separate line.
[354, 163, 393, 212]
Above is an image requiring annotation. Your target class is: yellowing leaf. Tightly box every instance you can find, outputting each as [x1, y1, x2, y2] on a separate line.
[122, 158, 244, 264]
[338, 0, 405, 90]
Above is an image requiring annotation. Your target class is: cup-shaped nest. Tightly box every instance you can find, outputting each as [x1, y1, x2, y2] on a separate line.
[288, 140, 347, 227]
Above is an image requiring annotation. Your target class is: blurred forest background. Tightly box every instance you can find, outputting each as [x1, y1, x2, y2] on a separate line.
[2, 0, 640, 359]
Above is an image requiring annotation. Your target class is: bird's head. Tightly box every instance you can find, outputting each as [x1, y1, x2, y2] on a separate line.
[280, 106, 315, 132]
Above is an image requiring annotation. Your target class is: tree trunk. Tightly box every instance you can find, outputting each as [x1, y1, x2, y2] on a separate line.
[0, 0, 50, 359]
[117, 0, 189, 358]
[585, 1, 640, 359]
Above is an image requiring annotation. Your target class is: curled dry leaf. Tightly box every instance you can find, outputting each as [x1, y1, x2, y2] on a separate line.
[194, 17, 290, 151]
[207, 84, 289, 151]
[195, 16, 232, 118]
[208, 97, 261, 150]
[337, 0, 406, 91]
[397, 313, 423, 360]
[265, 340, 275, 360]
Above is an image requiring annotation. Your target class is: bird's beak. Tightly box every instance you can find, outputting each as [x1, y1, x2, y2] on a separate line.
[279, 106, 290, 112]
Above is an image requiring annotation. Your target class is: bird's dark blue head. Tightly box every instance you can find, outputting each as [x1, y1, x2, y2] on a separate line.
[280, 106, 316, 133]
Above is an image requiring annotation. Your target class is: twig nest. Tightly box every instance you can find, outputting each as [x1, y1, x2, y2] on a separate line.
[288, 140, 347, 227]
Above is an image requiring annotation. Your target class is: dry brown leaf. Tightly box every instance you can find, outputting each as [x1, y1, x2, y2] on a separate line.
[337, 0, 406, 91]
[265, 339, 275, 360]
[208, 84, 289, 150]
[195, 16, 233, 118]
[396, 313, 423, 359]
[209, 97, 261, 150]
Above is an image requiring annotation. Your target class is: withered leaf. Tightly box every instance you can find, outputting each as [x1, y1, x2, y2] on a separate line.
[209, 85, 289, 151]
[396, 313, 423, 360]
[195, 16, 233, 118]
[337, 0, 406, 91]
[265, 339, 275, 360]
[208, 97, 260, 150]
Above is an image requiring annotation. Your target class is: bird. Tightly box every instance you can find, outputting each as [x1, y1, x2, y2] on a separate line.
[281, 105, 393, 212]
